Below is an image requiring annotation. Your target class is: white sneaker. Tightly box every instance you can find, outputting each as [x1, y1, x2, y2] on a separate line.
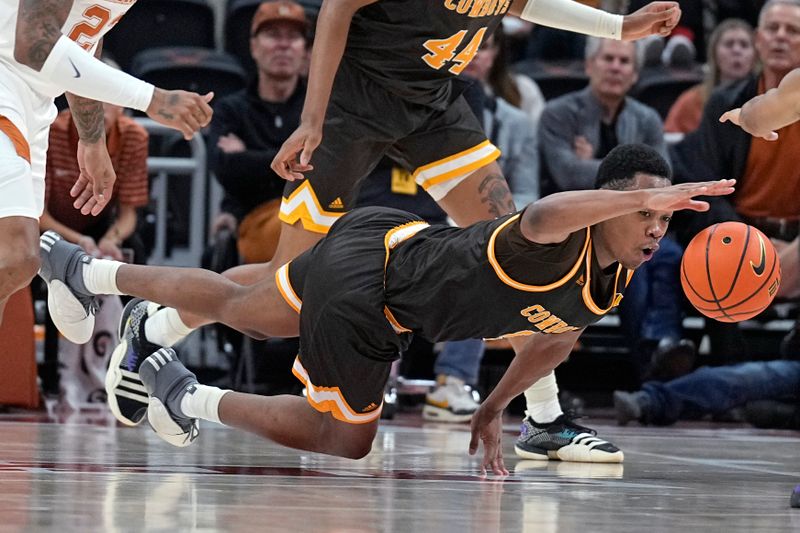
[422, 375, 479, 423]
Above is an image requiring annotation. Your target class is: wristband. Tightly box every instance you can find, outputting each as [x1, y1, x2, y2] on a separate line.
[40, 36, 155, 111]
[520, 0, 623, 40]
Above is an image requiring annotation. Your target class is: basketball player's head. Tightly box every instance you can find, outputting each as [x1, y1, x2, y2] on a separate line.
[593, 144, 673, 270]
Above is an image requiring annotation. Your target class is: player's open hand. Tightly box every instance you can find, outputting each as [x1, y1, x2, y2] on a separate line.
[621, 2, 681, 41]
[71, 140, 116, 216]
[271, 122, 320, 181]
[147, 88, 214, 140]
[469, 405, 509, 477]
[720, 108, 779, 141]
[644, 179, 736, 212]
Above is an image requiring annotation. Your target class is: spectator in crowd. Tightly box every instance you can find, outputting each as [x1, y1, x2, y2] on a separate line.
[613, 358, 800, 427]
[665, 19, 756, 134]
[537, 36, 692, 383]
[40, 59, 149, 263]
[208, 0, 308, 264]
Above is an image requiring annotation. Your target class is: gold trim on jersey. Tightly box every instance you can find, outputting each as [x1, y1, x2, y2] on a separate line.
[292, 357, 381, 424]
[384, 306, 412, 334]
[581, 241, 631, 315]
[275, 262, 302, 314]
[381, 221, 430, 334]
[484, 330, 535, 341]
[279, 181, 344, 234]
[413, 140, 501, 190]
[487, 216, 590, 292]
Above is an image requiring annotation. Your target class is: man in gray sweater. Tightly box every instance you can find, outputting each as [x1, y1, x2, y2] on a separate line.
[538, 37, 668, 194]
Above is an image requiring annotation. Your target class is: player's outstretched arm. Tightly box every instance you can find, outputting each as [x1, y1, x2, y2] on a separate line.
[469, 330, 582, 476]
[15, 0, 212, 140]
[720, 69, 800, 141]
[271, 0, 377, 181]
[520, 179, 736, 244]
[509, 0, 680, 42]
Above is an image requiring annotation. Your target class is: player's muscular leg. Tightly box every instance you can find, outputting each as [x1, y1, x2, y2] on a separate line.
[0, 217, 40, 324]
[174, 221, 324, 329]
[437, 162, 516, 226]
[219, 392, 379, 459]
[114, 262, 300, 338]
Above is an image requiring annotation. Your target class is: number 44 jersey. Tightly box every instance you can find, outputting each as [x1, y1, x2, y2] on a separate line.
[0, 0, 136, 99]
[345, 0, 510, 107]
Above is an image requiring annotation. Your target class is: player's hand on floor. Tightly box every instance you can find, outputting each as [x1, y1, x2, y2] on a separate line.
[72, 140, 116, 216]
[644, 179, 736, 212]
[621, 2, 681, 40]
[147, 88, 214, 140]
[271, 123, 320, 181]
[469, 405, 509, 476]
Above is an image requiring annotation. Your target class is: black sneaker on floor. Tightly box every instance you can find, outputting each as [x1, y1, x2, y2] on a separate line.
[105, 298, 163, 426]
[514, 414, 624, 463]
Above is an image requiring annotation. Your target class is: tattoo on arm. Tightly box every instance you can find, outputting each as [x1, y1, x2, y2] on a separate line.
[16, 0, 73, 70]
[478, 173, 516, 218]
[156, 92, 179, 121]
[66, 93, 105, 143]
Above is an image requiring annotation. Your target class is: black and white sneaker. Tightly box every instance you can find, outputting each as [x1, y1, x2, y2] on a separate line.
[38, 231, 100, 344]
[139, 348, 199, 447]
[106, 298, 163, 426]
[514, 414, 624, 463]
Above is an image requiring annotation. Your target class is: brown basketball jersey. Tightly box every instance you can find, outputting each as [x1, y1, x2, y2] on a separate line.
[345, 0, 510, 106]
[384, 213, 634, 342]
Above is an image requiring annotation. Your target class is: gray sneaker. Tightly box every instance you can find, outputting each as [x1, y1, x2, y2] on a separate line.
[106, 298, 163, 426]
[139, 348, 199, 447]
[39, 230, 99, 344]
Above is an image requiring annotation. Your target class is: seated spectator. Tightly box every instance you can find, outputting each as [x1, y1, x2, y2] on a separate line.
[40, 64, 149, 263]
[467, 26, 546, 126]
[665, 19, 756, 134]
[613, 359, 800, 427]
[208, 0, 308, 264]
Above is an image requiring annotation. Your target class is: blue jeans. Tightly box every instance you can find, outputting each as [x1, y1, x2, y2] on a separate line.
[434, 339, 485, 385]
[618, 235, 684, 347]
[643, 360, 800, 425]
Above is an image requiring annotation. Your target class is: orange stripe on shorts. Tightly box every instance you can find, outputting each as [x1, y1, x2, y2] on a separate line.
[0, 116, 30, 163]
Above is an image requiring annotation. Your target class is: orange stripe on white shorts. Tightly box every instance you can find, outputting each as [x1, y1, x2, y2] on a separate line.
[0, 116, 30, 163]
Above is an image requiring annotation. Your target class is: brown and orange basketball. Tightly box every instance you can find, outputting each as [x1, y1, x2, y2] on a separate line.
[680, 222, 781, 323]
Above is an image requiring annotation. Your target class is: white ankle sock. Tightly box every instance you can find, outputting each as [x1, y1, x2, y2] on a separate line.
[145, 308, 195, 347]
[82, 259, 123, 295]
[524, 371, 563, 423]
[180, 384, 229, 424]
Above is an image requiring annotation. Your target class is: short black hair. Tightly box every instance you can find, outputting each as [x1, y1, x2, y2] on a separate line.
[595, 144, 672, 190]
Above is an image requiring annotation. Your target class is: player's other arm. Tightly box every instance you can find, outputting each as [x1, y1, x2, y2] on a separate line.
[301, 0, 377, 127]
[720, 69, 800, 141]
[271, 0, 377, 180]
[487, 330, 583, 413]
[468, 329, 582, 475]
[14, 0, 212, 140]
[519, 181, 736, 244]
[508, 0, 680, 41]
